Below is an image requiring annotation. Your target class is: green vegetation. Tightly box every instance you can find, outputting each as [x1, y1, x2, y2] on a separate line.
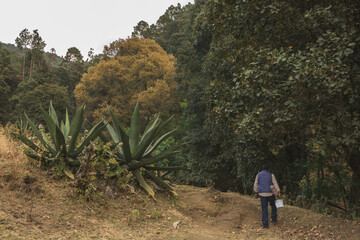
[11, 101, 186, 197]
[131, 0, 360, 217]
[105, 103, 186, 197]
[12, 102, 106, 178]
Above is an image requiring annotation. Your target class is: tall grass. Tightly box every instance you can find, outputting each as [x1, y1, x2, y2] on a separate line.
[0, 127, 27, 175]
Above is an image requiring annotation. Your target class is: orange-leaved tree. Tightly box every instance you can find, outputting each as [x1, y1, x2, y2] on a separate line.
[74, 37, 178, 124]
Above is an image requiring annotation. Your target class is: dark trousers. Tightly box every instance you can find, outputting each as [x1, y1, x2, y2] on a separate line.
[260, 195, 277, 228]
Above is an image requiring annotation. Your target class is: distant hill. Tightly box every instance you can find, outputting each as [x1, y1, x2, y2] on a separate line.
[0, 41, 23, 55]
[0, 41, 63, 66]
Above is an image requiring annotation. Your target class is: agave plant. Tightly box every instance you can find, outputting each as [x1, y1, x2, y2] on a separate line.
[12, 102, 106, 178]
[105, 103, 187, 198]
[16, 118, 29, 134]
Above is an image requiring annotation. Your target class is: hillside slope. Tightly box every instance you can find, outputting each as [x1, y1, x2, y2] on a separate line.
[0, 129, 359, 240]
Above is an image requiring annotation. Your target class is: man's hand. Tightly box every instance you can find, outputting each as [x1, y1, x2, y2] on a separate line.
[277, 192, 281, 198]
[256, 193, 259, 198]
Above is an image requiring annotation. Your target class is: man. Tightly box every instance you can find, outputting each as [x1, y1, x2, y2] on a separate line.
[253, 164, 281, 228]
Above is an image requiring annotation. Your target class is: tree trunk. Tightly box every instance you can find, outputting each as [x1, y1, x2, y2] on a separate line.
[348, 154, 360, 206]
[22, 54, 26, 81]
[349, 157, 360, 182]
[29, 55, 33, 80]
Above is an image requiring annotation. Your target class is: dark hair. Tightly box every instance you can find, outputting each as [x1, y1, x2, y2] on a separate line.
[263, 164, 270, 171]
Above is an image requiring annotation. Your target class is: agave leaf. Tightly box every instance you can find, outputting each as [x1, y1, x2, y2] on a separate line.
[16, 119, 21, 130]
[11, 132, 44, 153]
[117, 127, 131, 161]
[64, 109, 70, 140]
[105, 170, 118, 178]
[98, 129, 110, 143]
[68, 157, 80, 166]
[69, 120, 106, 157]
[132, 124, 160, 160]
[17, 118, 29, 133]
[63, 166, 75, 179]
[144, 166, 190, 172]
[54, 124, 66, 155]
[134, 169, 155, 198]
[105, 165, 127, 178]
[49, 101, 59, 127]
[40, 106, 57, 148]
[106, 125, 123, 152]
[130, 142, 186, 169]
[144, 169, 176, 194]
[141, 115, 159, 141]
[136, 116, 174, 159]
[107, 106, 132, 161]
[68, 105, 85, 153]
[129, 150, 180, 170]
[153, 115, 174, 139]
[89, 120, 119, 150]
[60, 120, 65, 135]
[107, 106, 121, 138]
[24, 151, 48, 162]
[41, 131, 53, 149]
[106, 122, 120, 145]
[25, 113, 56, 155]
[129, 102, 140, 154]
[143, 128, 177, 158]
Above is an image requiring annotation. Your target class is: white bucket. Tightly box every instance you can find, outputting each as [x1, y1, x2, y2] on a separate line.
[275, 199, 284, 208]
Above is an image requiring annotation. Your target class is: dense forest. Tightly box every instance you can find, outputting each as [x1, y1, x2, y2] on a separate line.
[1, 0, 360, 218]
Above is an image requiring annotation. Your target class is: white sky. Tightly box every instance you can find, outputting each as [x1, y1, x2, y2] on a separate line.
[0, 0, 194, 57]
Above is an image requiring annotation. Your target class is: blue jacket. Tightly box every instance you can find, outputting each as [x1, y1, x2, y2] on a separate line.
[257, 170, 272, 193]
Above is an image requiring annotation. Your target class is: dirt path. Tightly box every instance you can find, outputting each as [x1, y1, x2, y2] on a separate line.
[169, 185, 360, 240]
[170, 185, 281, 240]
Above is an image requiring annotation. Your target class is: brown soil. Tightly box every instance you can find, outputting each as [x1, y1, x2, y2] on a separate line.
[1, 130, 360, 240]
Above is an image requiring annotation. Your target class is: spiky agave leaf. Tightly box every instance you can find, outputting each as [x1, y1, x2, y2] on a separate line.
[144, 166, 190, 172]
[11, 132, 45, 154]
[25, 113, 56, 155]
[143, 128, 177, 158]
[144, 169, 176, 195]
[107, 106, 132, 162]
[132, 122, 160, 160]
[129, 143, 186, 170]
[68, 105, 85, 153]
[16, 118, 29, 134]
[63, 109, 70, 140]
[142, 115, 159, 138]
[132, 115, 174, 160]
[129, 102, 140, 154]
[106, 104, 187, 197]
[134, 169, 155, 199]
[14, 102, 106, 179]
[48, 100, 59, 127]
[69, 120, 107, 157]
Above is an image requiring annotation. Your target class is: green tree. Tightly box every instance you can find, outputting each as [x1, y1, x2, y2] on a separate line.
[29, 29, 46, 80]
[0, 77, 10, 124]
[58, 47, 86, 113]
[202, 0, 360, 211]
[15, 28, 31, 81]
[13, 83, 70, 124]
[0, 47, 17, 124]
[64, 47, 83, 63]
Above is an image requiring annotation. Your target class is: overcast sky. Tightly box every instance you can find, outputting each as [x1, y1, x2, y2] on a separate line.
[0, 0, 194, 57]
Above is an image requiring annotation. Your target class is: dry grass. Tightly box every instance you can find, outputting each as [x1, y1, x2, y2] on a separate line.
[0, 127, 29, 176]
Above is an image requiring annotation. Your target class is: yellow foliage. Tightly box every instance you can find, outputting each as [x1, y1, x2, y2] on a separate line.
[74, 37, 178, 124]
